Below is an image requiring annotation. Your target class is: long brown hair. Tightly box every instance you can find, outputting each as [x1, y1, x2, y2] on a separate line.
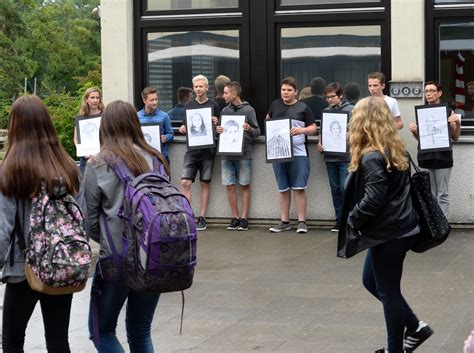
[99, 100, 169, 176]
[79, 87, 104, 116]
[348, 96, 408, 172]
[1, 95, 79, 198]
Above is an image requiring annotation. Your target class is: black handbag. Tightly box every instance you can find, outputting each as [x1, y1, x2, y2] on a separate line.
[408, 155, 451, 253]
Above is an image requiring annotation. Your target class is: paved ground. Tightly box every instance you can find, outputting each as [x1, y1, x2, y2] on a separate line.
[1, 226, 472, 353]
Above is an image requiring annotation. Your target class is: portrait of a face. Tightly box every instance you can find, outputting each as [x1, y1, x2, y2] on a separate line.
[330, 120, 342, 135]
[224, 119, 240, 143]
[190, 113, 207, 136]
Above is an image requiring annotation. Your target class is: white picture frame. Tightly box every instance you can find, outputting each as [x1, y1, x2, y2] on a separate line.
[185, 107, 215, 149]
[76, 115, 101, 157]
[415, 104, 451, 152]
[321, 111, 349, 155]
[217, 115, 246, 155]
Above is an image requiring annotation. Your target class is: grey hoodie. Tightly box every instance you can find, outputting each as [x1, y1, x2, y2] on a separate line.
[220, 101, 260, 160]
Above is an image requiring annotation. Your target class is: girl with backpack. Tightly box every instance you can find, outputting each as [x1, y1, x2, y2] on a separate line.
[82, 100, 169, 353]
[74, 87, 104, 175]
[0, 95, 81, 352]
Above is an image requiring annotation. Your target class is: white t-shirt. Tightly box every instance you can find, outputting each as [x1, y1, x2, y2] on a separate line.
[384, 95, 401, 118]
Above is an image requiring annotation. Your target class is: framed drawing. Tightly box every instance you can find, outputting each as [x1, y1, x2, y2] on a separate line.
[217, 115, 245, 155]
[141, 123, 161, 152]
[185, 107, 215, 149]
[321, 111, 349, 155]
[415, 104, 451, 152]
[76, 115, 101, 157]
[265, 117, 293, 163]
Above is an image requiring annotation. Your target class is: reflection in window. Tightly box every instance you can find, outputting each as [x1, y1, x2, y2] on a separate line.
[434, 0, 474, 3]
[280, 0, 378, 5]
[440, 22, 474, 127]
[147, 0, 238, 11]
[147, 30, 239, 113]
[280, 26, 381, 102]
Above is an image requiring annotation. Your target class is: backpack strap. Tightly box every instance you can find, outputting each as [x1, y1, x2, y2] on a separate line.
[152, 156, 168, 178]
[108, 157, 168, 185]
[9, 200, 26, 267]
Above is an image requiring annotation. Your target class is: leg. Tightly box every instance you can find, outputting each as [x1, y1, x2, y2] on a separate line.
[241, 184, 251, 219]
[294, 189, 307, 222]
[180, 179, 192, 202]
[199, 181, 211, 218]
[126, 291, 160, 353]
[226, 185, 239, 219]
[2, 281, 40, 353]
[181, 150, 200, 202]
[89, 279, 129, 353]
[278, 190, 291, 221]
[369, 236, 419, 353]
[434, 168, 451, 218]
[40, 293, 73, 353]
[337, 162, 350, 221]
[325, 162, 342, 220]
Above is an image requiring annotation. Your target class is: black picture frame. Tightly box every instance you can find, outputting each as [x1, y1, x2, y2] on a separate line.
[415, 103, 452, 152]
[185, 107, 216, 150]
[321, 111, 349, 156]
[265, 117, 293, 163]
[217, 114, 246, 156]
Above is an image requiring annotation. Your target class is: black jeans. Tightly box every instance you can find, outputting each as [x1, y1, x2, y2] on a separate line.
[2, 280, 72, 353]
[362, 236, 420, 353]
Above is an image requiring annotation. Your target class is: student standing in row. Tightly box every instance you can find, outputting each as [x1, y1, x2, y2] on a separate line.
[179, 75, 220, 231]
[408, 81, 461, 218]
[317, 82, 353, 232]
[1, 95, 80, 353]
[266, 76, 317, 234]
[168, 86, 193, 124]
[74, 87, 104, 174]
[216, 81, 260, 231]
[137, 86, 174, 165]
[368, 72, 403, 130]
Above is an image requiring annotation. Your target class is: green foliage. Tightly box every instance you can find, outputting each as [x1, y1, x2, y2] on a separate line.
[43, 91, 80, 158]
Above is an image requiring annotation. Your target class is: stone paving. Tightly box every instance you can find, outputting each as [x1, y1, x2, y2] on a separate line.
[1, 226, 472, 353]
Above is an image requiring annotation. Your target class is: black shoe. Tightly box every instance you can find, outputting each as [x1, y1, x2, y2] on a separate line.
[404, 321, 433, 352]
[237, 218, 249, 231]
[374, 349, 387, 353]
[331, 222, 340, 232]
[196, 216, 207, 231]
[227, 218, 240, 230]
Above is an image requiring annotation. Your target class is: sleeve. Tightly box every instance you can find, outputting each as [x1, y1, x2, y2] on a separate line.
[213, 102, 221, 118]
[304, 105, 316, 126]
[0, 194, 17, 267]
[347, 155, 388, 230]
[162, 112, 174, 142]
[247, 107, 260, 138]
[392, 99, 401, 118]
[267, 101, 274, 118]
[82, 162, 102, 243]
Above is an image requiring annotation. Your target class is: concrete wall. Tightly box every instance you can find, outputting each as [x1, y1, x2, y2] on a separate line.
[101, 0, 474, 224]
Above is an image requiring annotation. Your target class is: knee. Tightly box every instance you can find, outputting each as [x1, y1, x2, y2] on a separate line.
[181, 179, 191, 189]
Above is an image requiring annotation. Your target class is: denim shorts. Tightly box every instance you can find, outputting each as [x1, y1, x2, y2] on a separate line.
[272, 156, 310, 192]
[181, 148, 215, 182]
[221, 159, 252, 186]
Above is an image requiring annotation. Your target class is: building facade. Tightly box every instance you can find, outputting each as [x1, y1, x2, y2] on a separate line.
[101, 0, 474, 223]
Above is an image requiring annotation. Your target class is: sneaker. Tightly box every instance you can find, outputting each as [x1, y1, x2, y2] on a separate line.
[269, 221, 291, 233]
[404, 321, 434, 352]
[331, 221, 340, 232]
[196, 216, 207, 231]
[374, 349, 387, 353]
[227, 218, 240, 230]
[296, 221, 308, 233]
[237, 218, 249, 231]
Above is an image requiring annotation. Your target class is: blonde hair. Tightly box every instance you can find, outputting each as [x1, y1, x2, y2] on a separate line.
[298, 86, 312, 100]
[348, 96, 408, 172]
[192, 75, 208, 86]
[79, 87, 104, 116]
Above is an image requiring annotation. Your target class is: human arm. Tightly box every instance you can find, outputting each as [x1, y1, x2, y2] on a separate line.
[245, 107, 260, 138]
[408, 122, 419, 139]
[394, 116, 403, 130]
[290, 123, 317, 136]
[0, 194, 17, 267]
[82, 161, 101, 243]
[74, 126, 79, 146]
[448, 112, 461, 142]
[161, 113, 174, 144]
[316, 141, 324, 153]
[347, 154, 388, 231]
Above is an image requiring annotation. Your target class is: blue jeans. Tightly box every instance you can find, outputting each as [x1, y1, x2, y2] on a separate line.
[325, 161, 349, 221]
[89, 278, 160, 353]
[362, 236, 420, 353]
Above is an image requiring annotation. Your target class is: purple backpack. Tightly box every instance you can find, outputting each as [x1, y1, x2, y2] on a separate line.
[105, 158, 197, 293]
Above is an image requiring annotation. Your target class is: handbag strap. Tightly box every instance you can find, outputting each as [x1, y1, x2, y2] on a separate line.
[407, 153, 421, 174]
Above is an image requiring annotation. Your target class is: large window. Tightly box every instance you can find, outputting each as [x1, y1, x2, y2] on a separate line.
[147, 0, 238, 11]
[147, 30, 240, 111]
[439, 22, 474, 124]
[280, 26, 381, 99]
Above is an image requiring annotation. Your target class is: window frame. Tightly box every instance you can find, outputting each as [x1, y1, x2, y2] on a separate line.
[141, 0, 243, 17]
[275, 0, 388, 12]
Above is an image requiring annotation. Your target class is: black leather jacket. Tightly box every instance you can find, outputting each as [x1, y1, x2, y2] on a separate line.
[337, 151, 418, 258]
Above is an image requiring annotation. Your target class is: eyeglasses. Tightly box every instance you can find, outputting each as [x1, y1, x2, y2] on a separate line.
[325, 94, 338, 99]
[424, 89, 438, 93]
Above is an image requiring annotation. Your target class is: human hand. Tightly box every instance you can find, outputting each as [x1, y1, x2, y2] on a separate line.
[290, 127, 303, 136]
[216, 126, 224, 134]
[160, 135, 167, 143]
[316, 142, 324, 153]
[408, 123, 417, 133]
[212, 116, 218, 125]
[243, 123, 250, 131]
[179, 125, 187, 134]
[448, 113, 460, 126]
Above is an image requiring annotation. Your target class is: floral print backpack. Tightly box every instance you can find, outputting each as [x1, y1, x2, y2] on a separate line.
[22, 187, 92, 295]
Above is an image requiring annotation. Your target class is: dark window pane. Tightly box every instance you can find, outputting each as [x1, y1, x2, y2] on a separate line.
[147, 30, 239, 113]
[434, 0, 474, 3]
[280, 0, 379, 5]
[440, 22, 474, 132]
[280, 26, 381, 106]
[147, 0, 238, 11]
